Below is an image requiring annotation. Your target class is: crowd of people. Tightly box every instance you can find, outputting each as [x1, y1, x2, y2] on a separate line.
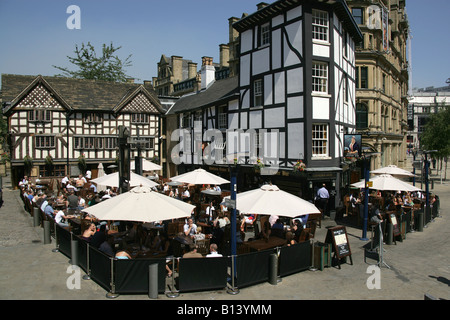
[19, 171, 315, 277]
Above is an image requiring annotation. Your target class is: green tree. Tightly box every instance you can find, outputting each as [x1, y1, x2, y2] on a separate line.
[53, 42, 133, 82]
[420, 104, 450, 178]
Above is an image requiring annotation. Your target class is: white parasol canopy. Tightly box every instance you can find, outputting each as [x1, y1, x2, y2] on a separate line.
[170, 168, 229, 185]
[350, 174, 422, 192]
[130, 158, 162, 171]
[370, 165, 416, 177]
[224, 184, 320, 218]
[82, 186, 195, 223]
[90, 171, 158, 188]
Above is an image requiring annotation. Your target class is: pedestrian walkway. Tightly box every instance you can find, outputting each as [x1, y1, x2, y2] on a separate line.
[0, 161, 449, 301]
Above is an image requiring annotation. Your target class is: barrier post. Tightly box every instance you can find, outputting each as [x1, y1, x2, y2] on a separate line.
[148, 264, 158, 299]
[309, 239, 317, 271]
[165, 257, 179, 298]
[226, 255, 239, 295]
[43, 220, 51, 244]
[52, 223, 59, 252]
[82, 243, 91, 280]
[106, 258, 119, 299]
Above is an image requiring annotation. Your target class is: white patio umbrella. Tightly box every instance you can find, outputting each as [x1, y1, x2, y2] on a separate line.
[96, 163, 107, 192]
[370, 165, 416, 177]
[90, 171, 158, 188]
[350, 174, 422, 192]
[130, 158, 162, 171]
[82, 186, 195, 223]
[170, 168, 229, 185]
[224, 184, 320, 218]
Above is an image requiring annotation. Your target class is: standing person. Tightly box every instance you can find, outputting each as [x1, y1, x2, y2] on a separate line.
[317, 183, 330, 218]
[67, 190, 78, 214]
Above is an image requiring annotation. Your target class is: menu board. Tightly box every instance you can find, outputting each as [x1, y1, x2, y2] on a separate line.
[325, 226, 352, 259]
[389, 214, 401, 237]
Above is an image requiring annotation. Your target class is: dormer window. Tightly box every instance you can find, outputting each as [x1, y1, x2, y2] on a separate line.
[83, 113, 102, 124]
[29, 109, 51, 122]
[131, 113, 149, 124]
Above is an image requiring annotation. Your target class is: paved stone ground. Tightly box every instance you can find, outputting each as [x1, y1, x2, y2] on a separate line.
[0, 157, 449, 301]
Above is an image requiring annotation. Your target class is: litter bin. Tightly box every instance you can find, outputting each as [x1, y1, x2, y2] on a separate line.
[313, 242, 332, 271]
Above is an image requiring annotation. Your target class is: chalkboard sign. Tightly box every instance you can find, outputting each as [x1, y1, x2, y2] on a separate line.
[325, 226, 353, 268]
[389, 213, 401, 237]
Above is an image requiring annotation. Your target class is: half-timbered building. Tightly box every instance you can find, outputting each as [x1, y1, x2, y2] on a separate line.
[168, 0, 362, 209]
[1, 74, 164, 185]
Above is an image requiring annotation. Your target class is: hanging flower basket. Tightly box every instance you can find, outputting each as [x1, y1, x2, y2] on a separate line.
[293, 160, 306, 172]
[78, 154, 87, 173]
[45, 155, 54, 167]
[24, 155, 33, 174]
[291, 160, 307, 177]
[253, 158, 265, 172]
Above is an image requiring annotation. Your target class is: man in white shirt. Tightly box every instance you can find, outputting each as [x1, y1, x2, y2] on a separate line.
[55, 210, 73, 227]
[206, 243, 222, 257]
[205, 202, 215, 222]
[182, 188, 190, 199]
[183, 218, 197, 237]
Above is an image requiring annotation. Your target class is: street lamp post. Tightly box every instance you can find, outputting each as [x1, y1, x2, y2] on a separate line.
[361, 155, 370, 241]
[423, 150, 437, 221]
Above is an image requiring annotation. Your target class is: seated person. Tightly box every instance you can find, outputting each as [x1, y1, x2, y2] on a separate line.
[44, 200, 55, 218]
[99, 235, 116, 257]
[240, 214, 256, 232]
[258, 220, 271, 241]
[115, 250, 132, 260]
[285, 231, 297, 246]
[206, 243, 223, 257]
[291, 221, 303, 243]
[183, 218, 197, 238]
[193, 226, 205, 242]
[80, 223, 96, 242]
[54, 210, 75, 227]
[90, 224, 108, 248]
[182, 243, 203, 258]
[271, 219, 284, 238]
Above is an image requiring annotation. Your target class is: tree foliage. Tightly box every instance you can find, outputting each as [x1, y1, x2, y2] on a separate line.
[420, 104, 450, 158]
[53, 42, 133, 82]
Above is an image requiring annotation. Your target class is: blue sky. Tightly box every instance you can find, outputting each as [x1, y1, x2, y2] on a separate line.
[0, 0, 448, 90]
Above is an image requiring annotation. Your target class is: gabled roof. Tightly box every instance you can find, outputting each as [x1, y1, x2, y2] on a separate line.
[233, 0, 362, 43]
[1, 74, 163, 115]
[166, 76, 239, 115]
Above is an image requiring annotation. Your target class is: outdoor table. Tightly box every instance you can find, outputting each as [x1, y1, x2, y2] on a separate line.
[245, 237, 286, 252]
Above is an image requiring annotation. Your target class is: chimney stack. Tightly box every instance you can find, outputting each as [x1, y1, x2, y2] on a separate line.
[201, 56, 215, 90]
[219, 44, 230, 68]
[257, 2, 269, 10]
[188, 62, 198, 79]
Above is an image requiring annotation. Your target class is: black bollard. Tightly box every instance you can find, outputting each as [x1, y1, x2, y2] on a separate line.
[417, 211, 424, 232]
[70, 239, 78, 266]
[269, 253, 278, 285]
[33, 207, 40, 227]
[148, 264, 158, 299]
[44, 220, 51, 244]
